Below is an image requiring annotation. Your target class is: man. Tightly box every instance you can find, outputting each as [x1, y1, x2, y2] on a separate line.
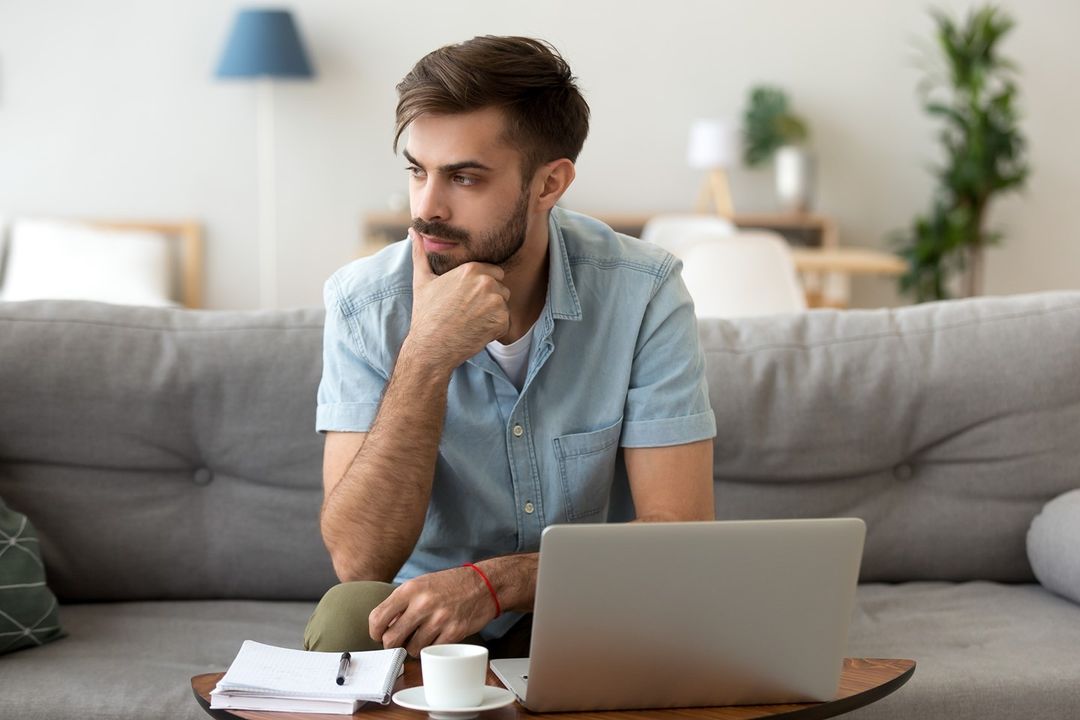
[304, 36, 716, 659]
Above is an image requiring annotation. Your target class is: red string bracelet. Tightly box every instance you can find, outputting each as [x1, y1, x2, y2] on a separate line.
[462, 563, 501, 618]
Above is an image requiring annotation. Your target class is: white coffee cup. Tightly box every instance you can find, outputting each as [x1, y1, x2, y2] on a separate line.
[420, 644, 489, 708]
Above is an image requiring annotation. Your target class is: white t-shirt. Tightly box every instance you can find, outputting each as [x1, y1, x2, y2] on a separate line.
[486, 323, 536, 391]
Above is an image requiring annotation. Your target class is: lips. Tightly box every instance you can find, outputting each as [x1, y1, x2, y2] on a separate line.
[419, 233, 458, 253]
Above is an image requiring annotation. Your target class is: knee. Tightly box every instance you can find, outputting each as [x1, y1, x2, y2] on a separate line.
[304, 581, 397, 652]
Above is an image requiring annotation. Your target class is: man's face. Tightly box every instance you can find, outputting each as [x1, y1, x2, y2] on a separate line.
[404, 107, 533, 275]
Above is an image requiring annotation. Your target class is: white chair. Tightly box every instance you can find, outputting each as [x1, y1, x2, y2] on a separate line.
[640, 214, 736, 258]
[678, 231, 807, 318]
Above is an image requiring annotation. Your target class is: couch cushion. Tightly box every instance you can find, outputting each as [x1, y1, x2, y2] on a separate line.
[699, 291, 1080, 582]
[0, 586, 1073, 720]
[844, 582, 1080, 720]
[0, 498, 64, 654]
[0, 300, 337, 601]
[0, 600, 315, 720]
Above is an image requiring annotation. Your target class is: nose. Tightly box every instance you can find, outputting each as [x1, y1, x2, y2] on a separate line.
[411, 176, 449, 223]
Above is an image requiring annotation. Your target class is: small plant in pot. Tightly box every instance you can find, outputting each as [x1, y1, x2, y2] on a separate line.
[742, 86, 812, 212]
[893, 5, 1029, 302]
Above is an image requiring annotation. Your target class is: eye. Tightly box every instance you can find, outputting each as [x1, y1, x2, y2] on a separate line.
[452, 174, 478, 186]
[406, 166, 425, 179]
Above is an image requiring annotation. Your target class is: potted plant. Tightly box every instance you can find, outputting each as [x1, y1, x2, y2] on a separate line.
[893, 5, 1029, 302]
[742, 86, 812, 212]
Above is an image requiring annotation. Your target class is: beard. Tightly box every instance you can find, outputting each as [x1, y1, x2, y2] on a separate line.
[412, 190, 529, 276]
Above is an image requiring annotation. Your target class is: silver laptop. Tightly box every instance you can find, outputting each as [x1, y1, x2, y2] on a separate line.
[490, 519, 865, 712]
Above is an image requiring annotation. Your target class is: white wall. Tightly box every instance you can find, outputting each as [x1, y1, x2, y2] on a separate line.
[1, 0, 1077, 309]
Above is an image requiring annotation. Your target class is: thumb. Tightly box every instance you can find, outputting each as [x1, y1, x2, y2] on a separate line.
[409, 228, 435, 286]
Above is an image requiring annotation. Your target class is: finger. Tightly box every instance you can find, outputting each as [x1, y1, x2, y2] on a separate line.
[405, 622, 442, 658]
[468, 269, 509, 304]
[381, 605, 425, 650]
[410, 228, 435, 286]
[459, 261, 505, 283]
[373, 613, 403, 643]
[369, 591, 406, 642]
[433, 625, 468, 647]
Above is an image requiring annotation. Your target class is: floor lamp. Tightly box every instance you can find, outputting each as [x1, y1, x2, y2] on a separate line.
[688, 119, 737, 219]
[216, 9, 315, 309]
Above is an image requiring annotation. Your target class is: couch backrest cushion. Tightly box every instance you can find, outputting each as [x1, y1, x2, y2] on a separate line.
[699, 291, 1080, 582]
[4, 293, 1080, 595]
[0, 301, 337, 601]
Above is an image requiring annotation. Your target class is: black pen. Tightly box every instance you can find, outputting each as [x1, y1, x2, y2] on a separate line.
[335, 651, 351, 685]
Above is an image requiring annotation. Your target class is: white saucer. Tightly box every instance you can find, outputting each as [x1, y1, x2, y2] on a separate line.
[392, 685, 516, 719]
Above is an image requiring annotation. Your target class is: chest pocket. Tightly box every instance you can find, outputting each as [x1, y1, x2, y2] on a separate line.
[553, 417, 624, 520]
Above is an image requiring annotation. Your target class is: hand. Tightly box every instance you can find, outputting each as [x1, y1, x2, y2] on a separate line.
[406, 228, 511, 371]
[369, 566, 498, 657]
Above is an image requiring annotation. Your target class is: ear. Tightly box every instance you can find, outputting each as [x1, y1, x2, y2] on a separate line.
[532, 159, 577, 212]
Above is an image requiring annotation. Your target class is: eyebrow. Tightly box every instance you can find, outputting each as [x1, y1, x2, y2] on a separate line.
[403, 149, 493, 174]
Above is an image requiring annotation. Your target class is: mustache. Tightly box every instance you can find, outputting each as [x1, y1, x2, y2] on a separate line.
[412, 218, 470, 244]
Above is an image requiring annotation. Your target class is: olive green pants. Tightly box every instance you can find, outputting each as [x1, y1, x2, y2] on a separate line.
[303, 581, 532, 659]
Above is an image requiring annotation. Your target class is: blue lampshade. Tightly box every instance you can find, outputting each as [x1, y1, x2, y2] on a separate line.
[215, 8, 315, 79]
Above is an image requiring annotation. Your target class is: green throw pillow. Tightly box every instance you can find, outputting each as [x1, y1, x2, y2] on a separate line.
[0, 498, 65, 654]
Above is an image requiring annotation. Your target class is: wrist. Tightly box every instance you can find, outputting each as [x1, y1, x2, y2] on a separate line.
[398, 336, 454, 383]
[462, 563, 501, 619]
[474, 554, 537, 615]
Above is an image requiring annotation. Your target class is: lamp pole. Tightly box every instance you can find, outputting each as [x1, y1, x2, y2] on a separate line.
[215, 8, 314, 309]
[257, 78, 277, 309]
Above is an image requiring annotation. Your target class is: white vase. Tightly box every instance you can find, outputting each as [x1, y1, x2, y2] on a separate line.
[775, 145, 815, 213]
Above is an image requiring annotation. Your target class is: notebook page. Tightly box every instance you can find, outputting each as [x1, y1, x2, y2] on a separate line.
[217, 640, 405, 700]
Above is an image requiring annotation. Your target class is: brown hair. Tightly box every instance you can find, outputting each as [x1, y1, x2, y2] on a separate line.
[394, 36, 590, 180]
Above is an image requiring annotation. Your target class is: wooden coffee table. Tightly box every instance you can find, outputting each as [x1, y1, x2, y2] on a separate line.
[192, 657, 914, 720]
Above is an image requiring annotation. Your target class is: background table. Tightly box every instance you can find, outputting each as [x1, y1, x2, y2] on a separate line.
[192, 657, 914, 720]
[360, 211, 907, 309]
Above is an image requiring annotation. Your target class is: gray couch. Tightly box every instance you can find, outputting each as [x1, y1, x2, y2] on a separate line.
[1, 293, 1078, 720]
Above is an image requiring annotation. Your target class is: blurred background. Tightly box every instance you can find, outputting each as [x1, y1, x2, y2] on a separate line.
[0, 0, 1076, 310]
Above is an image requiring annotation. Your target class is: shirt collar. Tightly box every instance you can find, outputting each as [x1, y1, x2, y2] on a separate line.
[464, 208, 581, 376]
[545, 208, 583, 322]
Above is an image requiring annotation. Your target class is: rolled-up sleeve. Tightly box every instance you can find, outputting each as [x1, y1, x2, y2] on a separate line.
[621, 258, 716, 447]
[315, 275, 389, 433]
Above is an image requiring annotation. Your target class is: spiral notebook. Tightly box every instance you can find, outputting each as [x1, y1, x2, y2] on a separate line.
[211, 640, 407, 715]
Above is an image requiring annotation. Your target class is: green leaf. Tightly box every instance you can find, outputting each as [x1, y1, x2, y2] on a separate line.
[892, 3, 1029, 302]
[741, 85, 810, 166]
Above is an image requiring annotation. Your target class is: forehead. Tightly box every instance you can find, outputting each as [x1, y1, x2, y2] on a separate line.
[404, 106, 521, 169]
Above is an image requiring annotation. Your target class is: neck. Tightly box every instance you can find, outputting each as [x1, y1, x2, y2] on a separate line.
[499, 210, 550, 344]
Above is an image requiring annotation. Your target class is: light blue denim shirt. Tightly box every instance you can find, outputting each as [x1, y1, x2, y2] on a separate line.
[317, 207, 716, 637]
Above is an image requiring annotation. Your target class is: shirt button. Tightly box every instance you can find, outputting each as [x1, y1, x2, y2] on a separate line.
[524, 502, 535, 514]
[512, 424, 524, 438]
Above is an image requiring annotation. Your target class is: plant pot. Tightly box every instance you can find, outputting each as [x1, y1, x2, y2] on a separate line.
[775, 145, 815, 213]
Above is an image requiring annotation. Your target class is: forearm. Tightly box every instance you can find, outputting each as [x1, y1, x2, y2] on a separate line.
[321, 339, 452, 582]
